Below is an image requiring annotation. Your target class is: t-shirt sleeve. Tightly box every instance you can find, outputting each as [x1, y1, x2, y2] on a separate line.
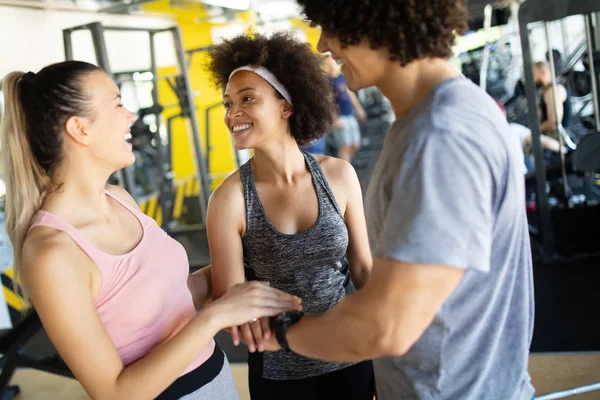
[372, 130, 494, 273]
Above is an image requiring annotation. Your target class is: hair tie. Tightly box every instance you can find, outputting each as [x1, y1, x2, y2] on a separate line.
[20, 71, 37, 85]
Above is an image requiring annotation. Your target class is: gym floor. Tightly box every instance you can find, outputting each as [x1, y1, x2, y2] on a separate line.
[5, 353, 600, 399]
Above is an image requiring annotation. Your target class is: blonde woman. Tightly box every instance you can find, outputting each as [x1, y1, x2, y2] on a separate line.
[0, 60, 301, 400]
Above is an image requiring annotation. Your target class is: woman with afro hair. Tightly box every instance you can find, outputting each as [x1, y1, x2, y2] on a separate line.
[253, 1, 537, 400]
[205, 31, 375, 399]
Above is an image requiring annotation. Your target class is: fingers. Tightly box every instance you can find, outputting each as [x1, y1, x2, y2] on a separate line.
[245, 282, 303, 312]
[260, 317, 271, 340]
[230, 325, 240, 346]
[250, 320, 264, 352]
[240, 323, 256, 353]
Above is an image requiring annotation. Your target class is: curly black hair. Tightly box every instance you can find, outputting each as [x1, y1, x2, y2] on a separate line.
[297, 0, 469, 66]
[205, 31, 336, 145]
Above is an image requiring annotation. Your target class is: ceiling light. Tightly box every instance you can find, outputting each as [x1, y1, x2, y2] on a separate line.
[200, 0, 250, 10]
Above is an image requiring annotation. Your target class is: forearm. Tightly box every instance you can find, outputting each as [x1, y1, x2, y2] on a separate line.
[113, 308, 220, 400]
[212, 268, 245, 301]
[540, 135, 562, 152]
[188, 266, 212, 309]
[349, 91, 365, 114]
[540, 120, 556, 133]
[286, 292, 391, 362]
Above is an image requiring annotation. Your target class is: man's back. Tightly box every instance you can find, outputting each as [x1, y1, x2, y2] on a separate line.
[365, 76, 535, 400]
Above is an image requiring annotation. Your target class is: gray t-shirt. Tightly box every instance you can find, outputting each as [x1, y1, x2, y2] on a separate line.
[365, 76, 535, 400]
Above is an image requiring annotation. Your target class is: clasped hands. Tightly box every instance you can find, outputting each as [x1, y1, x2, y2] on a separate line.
[226, 303, 302, 353]
[227, 317, 280, 353]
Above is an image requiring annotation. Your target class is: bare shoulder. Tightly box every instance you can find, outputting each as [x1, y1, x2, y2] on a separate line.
[207, 170, 245, 224]
[105, 184, 140, 210]
[313, 155, 359, 186]
[209, 170, 244, 204]
[22, 228, 90, 290]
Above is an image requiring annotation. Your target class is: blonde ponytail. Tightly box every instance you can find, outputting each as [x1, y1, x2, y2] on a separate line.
[1, 61, 100, 307]
[0, 72, 53, 306]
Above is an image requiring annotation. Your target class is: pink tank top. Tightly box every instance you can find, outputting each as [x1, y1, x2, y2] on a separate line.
[28, 190, 215, 375]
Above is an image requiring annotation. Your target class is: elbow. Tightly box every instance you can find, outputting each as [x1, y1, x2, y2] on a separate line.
[349, 258, 373, 290]
[353, 269, 371, 290]
[379, 328, 411, 358]
[369, 317, 412, 358]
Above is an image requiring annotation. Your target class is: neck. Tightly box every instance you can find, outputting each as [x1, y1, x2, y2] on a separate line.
[252, 135, 306, 183]
[376, 58, 459, 120]
[44, 155, 115, 217]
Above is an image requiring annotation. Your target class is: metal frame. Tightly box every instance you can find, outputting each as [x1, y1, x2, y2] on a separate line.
[0, 312, 73, 399]
[518, 0, 600, 262]
[518, 1, 600, 397]
[62, 22, 211, 228]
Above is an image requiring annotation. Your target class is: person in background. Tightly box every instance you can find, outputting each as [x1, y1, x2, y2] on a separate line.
[495, 99, 566, 174]
[533, 61, 572, 134]
[322, 52, 367, 162]
[0, 61, 301, 400]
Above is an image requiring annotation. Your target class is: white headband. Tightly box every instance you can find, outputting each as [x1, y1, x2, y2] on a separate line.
[229, 65, 293, 105]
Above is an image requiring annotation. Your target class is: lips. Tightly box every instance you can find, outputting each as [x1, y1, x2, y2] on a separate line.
[231, 122, 253, 137]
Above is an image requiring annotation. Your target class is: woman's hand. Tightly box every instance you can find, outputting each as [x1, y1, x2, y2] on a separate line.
[206, 281, 302, 332]
[229, 317, 272, 352]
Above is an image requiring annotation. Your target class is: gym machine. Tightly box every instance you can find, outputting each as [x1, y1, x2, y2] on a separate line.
[518, 0, 600, 396]
[519, 0, 600, 263]
[63, 22, 211, 232]
[0, 312, 72, 400]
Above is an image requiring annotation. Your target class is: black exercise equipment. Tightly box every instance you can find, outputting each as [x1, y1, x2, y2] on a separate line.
[519, 0, 600, 263]
[572, 131, 600, 172]
[568, 70, 592, 97]
[0, 311, 73, 399]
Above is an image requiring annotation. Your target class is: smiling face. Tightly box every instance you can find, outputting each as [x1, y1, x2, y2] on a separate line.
[64, 71, 137, 172]
[317, 31, 390, 92]
[223, 70, 292, 150]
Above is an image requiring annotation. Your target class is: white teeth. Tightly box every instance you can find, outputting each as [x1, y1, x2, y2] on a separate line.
[232, 123, 252, 132]
[125, 133, 132, 141]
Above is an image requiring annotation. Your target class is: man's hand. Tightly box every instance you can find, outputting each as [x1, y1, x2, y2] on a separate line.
[335, 119, 344, 130]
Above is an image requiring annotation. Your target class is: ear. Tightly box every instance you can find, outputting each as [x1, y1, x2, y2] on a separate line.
[281, 101, 293, 119]
[65, 115, 92, 145]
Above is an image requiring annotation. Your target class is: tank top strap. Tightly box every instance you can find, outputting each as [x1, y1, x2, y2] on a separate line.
[28, 211, 108, 265]
[239, 160, 258, 232]
[302, 152, 344, 218]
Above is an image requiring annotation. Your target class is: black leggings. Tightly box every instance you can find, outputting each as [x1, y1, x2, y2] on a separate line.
[248, 360, 375, 400]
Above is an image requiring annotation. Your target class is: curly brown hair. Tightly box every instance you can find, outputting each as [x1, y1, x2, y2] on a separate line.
[205, 31, 337, 145]
[297, 0, 469, 65]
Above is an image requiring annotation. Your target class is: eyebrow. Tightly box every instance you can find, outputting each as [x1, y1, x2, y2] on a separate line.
[223, 87, 256, 98]
[113, 94, 122, 101]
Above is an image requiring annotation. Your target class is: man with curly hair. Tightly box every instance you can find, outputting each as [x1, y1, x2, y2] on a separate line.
[262, 1, 536, 400]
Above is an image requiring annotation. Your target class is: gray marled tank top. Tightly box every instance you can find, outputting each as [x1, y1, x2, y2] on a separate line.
[240, 152, 356, 380]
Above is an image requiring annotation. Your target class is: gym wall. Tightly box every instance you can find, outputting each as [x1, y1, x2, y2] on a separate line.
[0, 6, 176, 78]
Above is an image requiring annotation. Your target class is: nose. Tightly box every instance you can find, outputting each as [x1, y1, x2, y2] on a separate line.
[317, 33, 329, 54]
[128, 109, 137, 124]
[226, 103, 243, 124]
